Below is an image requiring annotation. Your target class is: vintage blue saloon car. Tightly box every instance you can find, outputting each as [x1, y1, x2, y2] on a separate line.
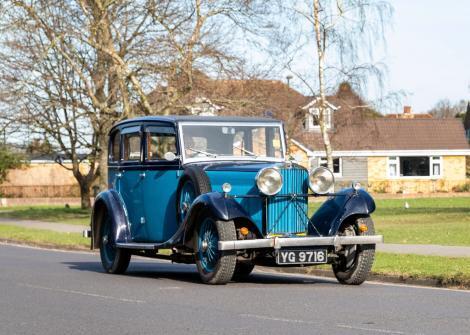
[89, 116, 383, 285]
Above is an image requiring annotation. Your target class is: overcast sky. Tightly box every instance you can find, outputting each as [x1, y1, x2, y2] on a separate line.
[384, 0, 470, 113]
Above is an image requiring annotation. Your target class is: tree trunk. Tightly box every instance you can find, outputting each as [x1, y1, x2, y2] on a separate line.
[79, 181, 92, 209]
[98, 134, 108, 192]
[313, 0, 334, 171]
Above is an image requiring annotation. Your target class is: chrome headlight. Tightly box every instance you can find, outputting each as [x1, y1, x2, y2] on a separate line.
[256, 168, 283, 196]
[309, 167, 334, 194]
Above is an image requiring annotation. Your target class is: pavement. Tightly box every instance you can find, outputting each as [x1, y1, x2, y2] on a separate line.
[0, 218, 88, 233]
[1, 243, 470, 335]
[2, 218, 470, 257]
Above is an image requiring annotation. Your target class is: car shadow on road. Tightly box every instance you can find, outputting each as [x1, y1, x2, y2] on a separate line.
[63, 260, 336, 286]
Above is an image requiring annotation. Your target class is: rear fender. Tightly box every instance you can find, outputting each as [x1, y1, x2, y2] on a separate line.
[309, 188, 375, 237]
[91, 190, 131, 249]
[182, 192, 260, 244]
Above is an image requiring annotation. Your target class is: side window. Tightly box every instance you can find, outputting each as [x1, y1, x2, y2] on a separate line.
[147, 133, 177, 160]
[123, 133, 141, 161]
[109, 131, 120, 162]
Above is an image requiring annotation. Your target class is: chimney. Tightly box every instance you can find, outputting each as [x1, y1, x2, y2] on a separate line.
[403, 106, 412, 115]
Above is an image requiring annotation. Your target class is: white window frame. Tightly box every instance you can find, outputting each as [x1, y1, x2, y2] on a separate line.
[305, 108, 332, 131]
[318, 157, 342, 177]
[387, 156, 442, 179]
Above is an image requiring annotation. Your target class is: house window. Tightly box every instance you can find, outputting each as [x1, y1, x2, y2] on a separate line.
[388, 156, 442, 178]
[305, 108, 332, 131]
[319, 157, 342, 176]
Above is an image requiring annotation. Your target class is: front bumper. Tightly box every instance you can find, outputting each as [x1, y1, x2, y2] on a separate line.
[218, 235, 383, 251]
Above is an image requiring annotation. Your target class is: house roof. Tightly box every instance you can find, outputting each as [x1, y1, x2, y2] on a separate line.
[295, 118, 470, 152]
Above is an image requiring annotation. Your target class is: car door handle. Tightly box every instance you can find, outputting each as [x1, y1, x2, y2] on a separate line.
[116, 173, 123, 179]
[139, 172, 146, 179]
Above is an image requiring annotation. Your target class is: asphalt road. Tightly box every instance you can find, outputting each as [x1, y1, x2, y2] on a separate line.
[1, 244, 469, 335]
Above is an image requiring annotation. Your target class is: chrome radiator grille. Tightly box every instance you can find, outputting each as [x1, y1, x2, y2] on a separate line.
[267, 167, 308, 234]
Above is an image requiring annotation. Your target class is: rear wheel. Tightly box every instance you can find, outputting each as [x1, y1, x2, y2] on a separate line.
[194, 214, 236, 284]
[232, 262, 255, 281]
[332, 217, 375, 285]
[99, 215, 131, 274]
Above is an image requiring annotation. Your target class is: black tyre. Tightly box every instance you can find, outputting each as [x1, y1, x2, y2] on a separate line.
[332, 217, 375, 285]
[193, 214, 236, 285]
[176, 166, 212, 225]
[232, 262, 255, 281]
[99, 215, 131, 274]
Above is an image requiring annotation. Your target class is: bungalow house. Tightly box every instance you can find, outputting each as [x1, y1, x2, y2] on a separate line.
[291, 103, 470, 193]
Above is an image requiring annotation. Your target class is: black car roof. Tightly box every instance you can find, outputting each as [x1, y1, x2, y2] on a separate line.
[113, 115, 281, 129]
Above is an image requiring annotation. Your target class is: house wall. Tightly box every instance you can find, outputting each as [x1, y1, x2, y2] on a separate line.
[367, 156, 468, 193]
[0, 162, 83, 198]
[288, 143, 310, 168]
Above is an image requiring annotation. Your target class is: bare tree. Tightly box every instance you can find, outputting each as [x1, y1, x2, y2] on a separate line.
[271, 0, 392, 169]
[0, 0, 261, 207]
[428, 99, 467, 118]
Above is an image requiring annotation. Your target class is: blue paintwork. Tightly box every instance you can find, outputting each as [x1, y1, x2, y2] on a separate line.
[309, 188, 376, 237]
[141, 168, 181, 242]
[197, 217, 219, 273]
[119, 169, 146, 241]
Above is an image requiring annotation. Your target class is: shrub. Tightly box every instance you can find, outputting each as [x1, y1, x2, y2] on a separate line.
[452, 182, 470, 192]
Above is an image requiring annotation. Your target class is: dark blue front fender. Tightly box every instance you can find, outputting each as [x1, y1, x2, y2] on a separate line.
[91, 189, 131, 249]
[309, 188, 376, 237]
[183, 192, 260, 241]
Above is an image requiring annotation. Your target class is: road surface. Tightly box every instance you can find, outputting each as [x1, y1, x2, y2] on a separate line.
[1, 243, 469, 335]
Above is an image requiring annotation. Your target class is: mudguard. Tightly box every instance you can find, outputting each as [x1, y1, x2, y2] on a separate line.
[182, 191, 260, 241]
[309, 188, 376, 237]
[91, 189, 131, 249]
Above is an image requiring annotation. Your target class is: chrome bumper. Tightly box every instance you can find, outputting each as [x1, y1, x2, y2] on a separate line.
[218, 235, 384, 251]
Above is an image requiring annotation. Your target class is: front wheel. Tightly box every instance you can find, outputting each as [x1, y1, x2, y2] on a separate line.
[193, 214, 236, 284]
[332, 217, 375, 285]
[99, 215, 131, 274]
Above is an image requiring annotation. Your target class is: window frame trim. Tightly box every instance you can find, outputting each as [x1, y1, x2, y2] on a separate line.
[318, 156, 342, 177]
[387, 156, 442, 179]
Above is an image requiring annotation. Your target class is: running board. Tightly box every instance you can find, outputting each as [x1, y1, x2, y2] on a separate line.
[116, 242, 157, 250]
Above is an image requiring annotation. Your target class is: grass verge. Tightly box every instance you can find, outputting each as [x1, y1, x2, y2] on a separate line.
[310, 196, 470, 246]
[0, 225, 89, 250]
[0, 206, 90, 225]
[371, 252, 470, 288]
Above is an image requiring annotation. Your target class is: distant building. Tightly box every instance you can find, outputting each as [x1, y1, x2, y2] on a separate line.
[291, 103, 470, 193]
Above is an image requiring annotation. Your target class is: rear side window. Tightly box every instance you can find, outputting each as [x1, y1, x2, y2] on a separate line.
[123, 133, 141, 161]
[109, 131, 120, 162]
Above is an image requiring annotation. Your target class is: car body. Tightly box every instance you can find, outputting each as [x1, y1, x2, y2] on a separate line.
[89, 116, 383, 284]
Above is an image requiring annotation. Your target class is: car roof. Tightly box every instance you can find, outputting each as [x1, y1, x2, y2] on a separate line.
[113, 115, 281, 129]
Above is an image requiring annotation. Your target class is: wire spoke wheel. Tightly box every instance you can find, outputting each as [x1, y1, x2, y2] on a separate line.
[194, 214, 236, 285]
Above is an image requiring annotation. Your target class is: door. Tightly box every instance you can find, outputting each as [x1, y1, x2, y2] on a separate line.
[142, 125, 181, 243]
[119, 126, 147, 241]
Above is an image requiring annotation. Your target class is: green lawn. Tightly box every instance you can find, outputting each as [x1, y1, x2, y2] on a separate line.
[372, 252, 470, 287]
[0, 205, 90, 225]
[311, 196, 470, 246]
[0, 225, 89, 249]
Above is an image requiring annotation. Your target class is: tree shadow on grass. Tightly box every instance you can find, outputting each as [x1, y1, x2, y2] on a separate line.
[62, 260, 335, 286]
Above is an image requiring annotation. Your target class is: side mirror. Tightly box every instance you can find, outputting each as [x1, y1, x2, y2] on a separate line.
[163, 152, 178, 161]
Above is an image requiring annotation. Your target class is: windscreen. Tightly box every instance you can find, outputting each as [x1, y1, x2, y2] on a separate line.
[180, 123, 284, 161]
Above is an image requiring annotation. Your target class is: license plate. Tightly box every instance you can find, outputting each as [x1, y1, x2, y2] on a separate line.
[276, 249, 327, 265]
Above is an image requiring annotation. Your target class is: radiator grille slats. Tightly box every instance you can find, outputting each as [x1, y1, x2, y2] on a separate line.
[267, 168, 308, 234]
